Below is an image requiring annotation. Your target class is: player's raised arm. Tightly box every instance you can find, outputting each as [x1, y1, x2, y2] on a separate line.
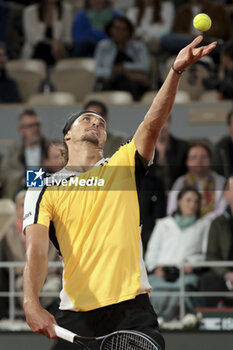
[133, 35, 217, 163]
[23, 224, 57, 339]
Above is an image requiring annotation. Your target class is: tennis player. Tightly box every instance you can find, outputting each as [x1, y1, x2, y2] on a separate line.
[23, 36, 216, 350]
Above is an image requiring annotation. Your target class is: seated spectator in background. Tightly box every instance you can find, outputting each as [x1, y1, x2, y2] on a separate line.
[1, 190, 61, 312]
[126, 0, 174, 47]
[140, 172, 167, 254]
[83, 100, 129, 157]
[146, 187, 210, 321]
[22, 0, 72, 65]
[0, 42, 21, 103]
[1, 109, 50, 198]
[112, 0, 134, 13]
[199, 176, 233, 307]
[203, 40, 233, 100]
[161, 0, 231, 59]
[44, 140, 64, 174]
[94, 16, 151, 101]
[72, 0, 120, 57]
[167, 141, 227, 221]
[212, 109, 233, 178]
[152, 115, 188, 191]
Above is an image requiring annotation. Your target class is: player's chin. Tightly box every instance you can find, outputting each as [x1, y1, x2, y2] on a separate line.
[82, 134, 99, 146]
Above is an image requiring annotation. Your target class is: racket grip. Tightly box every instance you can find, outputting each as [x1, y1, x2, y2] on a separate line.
[54, 325, 76, 343]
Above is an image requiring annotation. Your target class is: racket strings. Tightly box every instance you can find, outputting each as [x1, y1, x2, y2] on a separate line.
[102, 333, 157, 350]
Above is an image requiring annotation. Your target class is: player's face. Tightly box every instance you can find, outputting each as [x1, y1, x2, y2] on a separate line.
[178, 191, 200, 218]
[69, 113, 107, 147]
[186, 146, 210, 176]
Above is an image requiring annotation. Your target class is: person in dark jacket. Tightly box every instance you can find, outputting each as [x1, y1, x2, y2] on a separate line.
[0, 42, 21, 103]
[212, 109, 233, 178]
[1, 109, 50, 198]
[199, 176, 233, 307]
[152, 114, 189, 190]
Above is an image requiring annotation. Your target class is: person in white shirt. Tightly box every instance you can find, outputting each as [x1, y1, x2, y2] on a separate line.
[145, 186, 210, 321]
[126, 0, 174, 44]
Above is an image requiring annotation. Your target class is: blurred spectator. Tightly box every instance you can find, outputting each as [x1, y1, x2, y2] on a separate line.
[0, 42, 21, 103]
[1, 190, 61, 311]
[5, 0, 34, 4]
[83, 99, 129, 157]
[126, 0, 174, 46]
[94, 16, 151, 101]
[44, 140, 64, 173]
[0, 1, 10, 44]
[22, 0, 72, 65]
[112, 0, 134, 13]
[199, 176, 233, 307]
[223, 0, 233, 24]
[167, 141, 227, 221]
[203, 40, 233, 99]
[1, 109, 50, 198]
[212, 109, 233, 178]
[146, 187, 210, 320]
[140, 172, 166, 254]
[0, 1, 24, 58]
[152, 115, 188, 191]
[72, 0, 120, 57]
[161, 0, 231, 57]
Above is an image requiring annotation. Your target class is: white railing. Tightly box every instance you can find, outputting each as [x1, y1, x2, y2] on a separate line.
[0, 261, 63, 321]
[1, 261, 233, 321]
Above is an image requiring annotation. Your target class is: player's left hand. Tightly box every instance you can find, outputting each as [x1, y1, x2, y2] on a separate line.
[173, 35, 217, 72]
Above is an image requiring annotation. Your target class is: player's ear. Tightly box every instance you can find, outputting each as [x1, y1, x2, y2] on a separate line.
[64, 131, 71, 142]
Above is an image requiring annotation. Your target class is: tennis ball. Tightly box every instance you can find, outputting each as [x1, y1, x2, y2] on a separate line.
[193, 13, 212, 32]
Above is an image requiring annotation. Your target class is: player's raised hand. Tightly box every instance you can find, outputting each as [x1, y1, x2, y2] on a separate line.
[173, 35, 217, 72]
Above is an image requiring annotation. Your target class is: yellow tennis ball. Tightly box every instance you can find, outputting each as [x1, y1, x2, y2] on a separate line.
[193, 13, 212, 32]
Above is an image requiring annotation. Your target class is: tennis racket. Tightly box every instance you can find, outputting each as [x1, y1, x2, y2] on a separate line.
[54, 325, 161, 350]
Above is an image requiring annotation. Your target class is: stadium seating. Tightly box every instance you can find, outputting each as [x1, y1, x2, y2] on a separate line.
[141, 90, 190, 105]
[27, 92, 77, 106]
[51, 58, 95, 102]
[84, 91, 134, 105]
[6, 59, 47, 102]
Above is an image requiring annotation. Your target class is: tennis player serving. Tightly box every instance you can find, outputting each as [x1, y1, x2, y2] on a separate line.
[23, 36, 216, 350]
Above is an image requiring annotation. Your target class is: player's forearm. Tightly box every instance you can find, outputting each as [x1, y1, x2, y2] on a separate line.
[144, 68, 181, 131]
[23, 248, 48, 307]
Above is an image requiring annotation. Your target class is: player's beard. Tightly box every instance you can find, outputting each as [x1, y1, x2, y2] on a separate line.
[81, 134, 99, 146]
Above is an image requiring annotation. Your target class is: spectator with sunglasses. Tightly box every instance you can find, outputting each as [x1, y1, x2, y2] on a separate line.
[1, 109, 50, 198]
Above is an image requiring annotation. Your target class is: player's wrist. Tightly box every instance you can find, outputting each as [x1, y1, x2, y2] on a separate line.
[171, 63, 185, 75]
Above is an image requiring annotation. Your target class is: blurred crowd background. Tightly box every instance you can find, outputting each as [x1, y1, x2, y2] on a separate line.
[1, 0, 233, 324]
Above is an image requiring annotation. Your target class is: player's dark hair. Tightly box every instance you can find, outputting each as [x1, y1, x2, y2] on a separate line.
[83, 100, 108, 119]
[62, 112, 80, 165]
[173, 186, 202, 219]
[226, 108, 233, 125]
[18, 108, 38, 122]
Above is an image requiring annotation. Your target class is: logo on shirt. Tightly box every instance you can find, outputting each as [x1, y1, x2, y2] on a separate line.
[26, 168, 45, 188]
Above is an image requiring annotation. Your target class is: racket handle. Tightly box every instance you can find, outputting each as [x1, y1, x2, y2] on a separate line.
[54, 325, 76, 343]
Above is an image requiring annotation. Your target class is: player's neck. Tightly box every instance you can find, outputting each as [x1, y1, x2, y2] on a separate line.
[66, 143, 103, 172]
